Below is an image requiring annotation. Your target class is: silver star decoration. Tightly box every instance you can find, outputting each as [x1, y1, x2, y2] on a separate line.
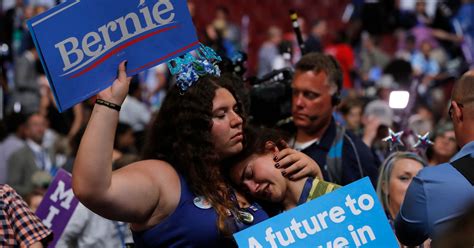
[383, 128, 404, 150]
[413, 132, 433, 149]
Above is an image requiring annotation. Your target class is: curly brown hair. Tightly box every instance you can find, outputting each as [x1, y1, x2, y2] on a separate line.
[141, 74, 246, 235]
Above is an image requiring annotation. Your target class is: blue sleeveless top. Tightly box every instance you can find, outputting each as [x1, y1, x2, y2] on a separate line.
[132, 174, 268, 247]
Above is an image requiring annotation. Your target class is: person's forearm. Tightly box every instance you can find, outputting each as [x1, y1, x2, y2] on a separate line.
[72, 104, 118, 204]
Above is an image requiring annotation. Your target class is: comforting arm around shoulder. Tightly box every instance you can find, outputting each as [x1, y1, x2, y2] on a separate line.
[394, 176, 429, 246]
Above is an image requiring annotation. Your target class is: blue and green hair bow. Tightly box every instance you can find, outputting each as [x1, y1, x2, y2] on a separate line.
[167, 44, 222, 93]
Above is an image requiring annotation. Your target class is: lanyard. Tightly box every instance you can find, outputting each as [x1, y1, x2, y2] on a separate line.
[113, 221, 127, 248]
[297, 177, 314, 205]
[229, 190, 256, 231]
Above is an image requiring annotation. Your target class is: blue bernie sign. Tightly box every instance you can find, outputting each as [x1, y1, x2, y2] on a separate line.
[234, 177, 398, 248]
[27, 0, 199, 112]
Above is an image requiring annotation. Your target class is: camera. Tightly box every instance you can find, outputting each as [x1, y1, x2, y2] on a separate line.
[249, 68, 293, 127]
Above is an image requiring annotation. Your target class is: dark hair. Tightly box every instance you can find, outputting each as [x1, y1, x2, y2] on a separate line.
[116, 122, 132, 137]
[4, 112, 29, 134]
[25, 188, 46, 206]
[278, 41, 292, 55]
[224, 126, 291, 217]
[113, 154, 139, 171]
[114, 122, 134, 152]
[142, 74, 246, 234]
[338, 98, 364, 115]
[295, 52, 343, 93]
[216, 5, 229, 16]
[128, 76, 141, 96]
[23, 33, 36, 51]
[225, 126, 289, 172]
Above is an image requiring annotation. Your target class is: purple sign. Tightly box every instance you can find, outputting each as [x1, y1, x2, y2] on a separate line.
[35, 169, 79, 247]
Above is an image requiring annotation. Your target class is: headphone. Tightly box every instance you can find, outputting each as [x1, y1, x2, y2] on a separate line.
[327, 55, 343, 106]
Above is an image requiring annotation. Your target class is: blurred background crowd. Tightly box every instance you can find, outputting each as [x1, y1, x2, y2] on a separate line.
[0, 0, 473, 247]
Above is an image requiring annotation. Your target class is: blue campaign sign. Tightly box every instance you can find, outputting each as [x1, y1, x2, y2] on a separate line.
[27, 0, 199, 112]
[234, 177, 399, 248]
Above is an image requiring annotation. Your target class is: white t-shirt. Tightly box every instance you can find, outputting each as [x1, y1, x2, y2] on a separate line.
[290, 137, 319, 151]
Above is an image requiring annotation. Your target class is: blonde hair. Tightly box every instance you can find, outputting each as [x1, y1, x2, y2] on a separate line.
[376, 152, 426, 215]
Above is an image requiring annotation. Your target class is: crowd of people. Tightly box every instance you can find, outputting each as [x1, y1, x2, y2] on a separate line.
[1, 0, 474, 247]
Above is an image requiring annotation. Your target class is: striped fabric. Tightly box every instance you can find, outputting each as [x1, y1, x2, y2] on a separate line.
[307, 178, 342, 202]
[0, 184, 52, 247]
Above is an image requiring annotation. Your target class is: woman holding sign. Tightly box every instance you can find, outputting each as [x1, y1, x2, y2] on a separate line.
[72, 61, 320, 247]
[226, 126, 339, 213]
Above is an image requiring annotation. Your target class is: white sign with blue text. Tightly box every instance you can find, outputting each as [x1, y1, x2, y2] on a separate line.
[28, 0, 198, 112]
[234, 177, 398, 248]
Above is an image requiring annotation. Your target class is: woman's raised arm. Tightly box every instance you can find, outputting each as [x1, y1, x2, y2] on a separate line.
[72, 62, 176, 224]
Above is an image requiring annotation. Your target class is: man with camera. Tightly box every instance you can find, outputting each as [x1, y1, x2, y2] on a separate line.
[284, 52, 379, 186]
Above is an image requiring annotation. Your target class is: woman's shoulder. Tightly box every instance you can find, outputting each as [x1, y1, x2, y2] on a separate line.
[119, 159, 180, 191]
[127, 159, 176, 173]
[122, 159, 183, 229]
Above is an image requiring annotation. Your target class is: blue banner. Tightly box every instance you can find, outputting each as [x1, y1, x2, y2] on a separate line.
[234, 177, 398, 248]
[28, 0, 199, 112]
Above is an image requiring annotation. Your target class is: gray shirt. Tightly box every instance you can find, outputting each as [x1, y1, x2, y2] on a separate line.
[56, 203, 133, 248]
[0, 134, 24, 184]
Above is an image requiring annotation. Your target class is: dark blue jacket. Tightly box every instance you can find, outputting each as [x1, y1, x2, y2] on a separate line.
[286, 119, 380, 186]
